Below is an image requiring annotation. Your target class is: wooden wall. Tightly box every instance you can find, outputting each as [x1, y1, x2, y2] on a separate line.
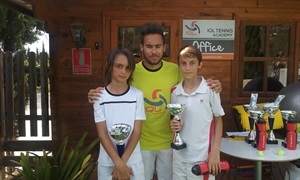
[25, 0, 300, 150]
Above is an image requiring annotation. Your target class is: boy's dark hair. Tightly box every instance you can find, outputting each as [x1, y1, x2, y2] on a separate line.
[177, 45, 202, 64]
[105, 47, 135, 85]
[140, 22, 165, 45]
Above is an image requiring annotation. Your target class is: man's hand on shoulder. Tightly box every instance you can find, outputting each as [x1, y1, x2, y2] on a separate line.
[206, 79, 222, 93]
[88, 87, 104, 103]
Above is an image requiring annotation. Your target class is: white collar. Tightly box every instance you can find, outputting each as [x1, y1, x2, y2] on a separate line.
[175, 76, 208, 96]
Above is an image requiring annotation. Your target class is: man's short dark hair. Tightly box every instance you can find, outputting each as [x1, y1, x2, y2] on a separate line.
[140, 23, 165, 45]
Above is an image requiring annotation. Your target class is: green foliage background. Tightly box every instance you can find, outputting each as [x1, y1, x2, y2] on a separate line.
[0, 5, 44, 52]
[0, 5, 47, 138]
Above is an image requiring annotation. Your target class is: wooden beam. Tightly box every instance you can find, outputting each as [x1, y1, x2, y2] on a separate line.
[0, 0, 34, 17]
[4, 140, 53, 151]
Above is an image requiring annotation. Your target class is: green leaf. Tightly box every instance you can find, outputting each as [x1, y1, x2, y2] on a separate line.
[8, 132, 98, 180]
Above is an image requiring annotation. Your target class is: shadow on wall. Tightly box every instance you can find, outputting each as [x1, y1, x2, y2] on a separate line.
[243, 76, 284, 92]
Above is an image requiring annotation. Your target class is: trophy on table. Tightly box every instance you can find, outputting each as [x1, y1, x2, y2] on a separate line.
[263, 95, 285, 144]
[281, 110, 297, 150]
[243, 93, 259, 144]
[167, 103, 186, 150]
[108, 123, 132, 157]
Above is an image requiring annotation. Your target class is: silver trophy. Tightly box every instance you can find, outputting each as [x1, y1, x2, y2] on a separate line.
[108, 123, 132, 157]
[243, 104, 258, 144]
[263, 95, 285, 144]
[243, 93, 259, 144]
[167, 103, 186, 150]
[281, 110, 297, 121]
[263, 104, 279, 144]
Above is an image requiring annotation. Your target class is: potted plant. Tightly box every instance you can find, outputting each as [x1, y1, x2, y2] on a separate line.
[9, 132, 99, 180]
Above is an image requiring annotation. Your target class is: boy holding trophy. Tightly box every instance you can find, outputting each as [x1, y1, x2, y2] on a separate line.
[93, 47, 146, 180]
[170, 45, 225, 179]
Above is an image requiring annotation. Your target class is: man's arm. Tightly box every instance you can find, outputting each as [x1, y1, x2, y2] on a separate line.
[207, 79, 222, 93]
[88, 79, 222, 102]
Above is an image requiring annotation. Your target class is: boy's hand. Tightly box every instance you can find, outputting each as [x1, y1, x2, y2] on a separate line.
[207, 150, 221, 175]
[112, 162, 132, 180]
[170, 119, 183, 132]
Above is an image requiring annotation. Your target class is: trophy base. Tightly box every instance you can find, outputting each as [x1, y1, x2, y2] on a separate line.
[251, 142, 257, 148]
[282, 141, 287, 148]
[245, 138, 254, 144]
[267, 139, 278, 144]
[171, 142, 187, 150]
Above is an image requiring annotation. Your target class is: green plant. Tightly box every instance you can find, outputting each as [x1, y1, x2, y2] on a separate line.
[10, 132, 99, 180]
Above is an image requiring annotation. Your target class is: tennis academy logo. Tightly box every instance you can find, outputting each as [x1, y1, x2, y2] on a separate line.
[184, 21, 201, 36]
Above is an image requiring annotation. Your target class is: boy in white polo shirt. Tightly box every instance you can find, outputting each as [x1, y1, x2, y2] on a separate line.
[170, 45, 225, 180]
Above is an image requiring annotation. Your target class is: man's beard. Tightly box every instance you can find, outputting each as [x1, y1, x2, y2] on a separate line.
[144, 55, 163, 66]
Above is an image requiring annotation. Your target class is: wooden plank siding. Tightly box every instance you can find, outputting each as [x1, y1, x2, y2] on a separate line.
[22, 0, 300, 150]
[1, 1, 300, 175]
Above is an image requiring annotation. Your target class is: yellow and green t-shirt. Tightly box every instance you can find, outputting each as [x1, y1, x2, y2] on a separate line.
[131, 60, 182, 150]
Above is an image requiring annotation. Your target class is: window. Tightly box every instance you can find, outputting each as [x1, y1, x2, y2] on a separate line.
[239, 21, 295, 96]
[106, 19, 178, 64]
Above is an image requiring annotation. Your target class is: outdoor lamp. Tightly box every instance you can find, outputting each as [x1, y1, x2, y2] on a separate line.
[69, 21, 87, 48]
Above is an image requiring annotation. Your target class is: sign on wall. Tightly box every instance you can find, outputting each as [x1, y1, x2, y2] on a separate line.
[72, 48, 92, 74]
[182, 20, 235, 60]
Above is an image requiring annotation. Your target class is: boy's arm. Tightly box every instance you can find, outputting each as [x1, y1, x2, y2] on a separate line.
[208, 116, 223, 175]
[121, 120, 142, 163]
[121, 90, 145, 163]
[96, 122, 131, 179]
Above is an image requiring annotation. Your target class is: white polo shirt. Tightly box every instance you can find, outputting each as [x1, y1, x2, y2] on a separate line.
[170, 76, 225, 163]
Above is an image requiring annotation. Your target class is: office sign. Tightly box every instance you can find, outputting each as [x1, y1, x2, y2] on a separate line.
[183, 20, 235, 60]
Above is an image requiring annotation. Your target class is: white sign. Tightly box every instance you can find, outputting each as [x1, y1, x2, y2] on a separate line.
[183, 20, 235, 60]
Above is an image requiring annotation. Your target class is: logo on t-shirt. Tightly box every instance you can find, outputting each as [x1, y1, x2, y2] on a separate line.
[144, 89, 167, 114]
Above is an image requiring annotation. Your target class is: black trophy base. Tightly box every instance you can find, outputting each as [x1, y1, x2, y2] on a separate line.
[282, 141, 287, 148]
[171, 142, 187, 150]
[267, 139, 278, 144]
[245, 138, 254, 144]
[251, 142, 257, 148]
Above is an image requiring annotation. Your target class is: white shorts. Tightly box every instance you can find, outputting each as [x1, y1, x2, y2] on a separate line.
[141, 149, 172, 180]
[98, 161, 145, 180]
[173, 159, 215, 180]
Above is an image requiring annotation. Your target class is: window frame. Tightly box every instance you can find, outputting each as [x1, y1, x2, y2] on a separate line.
[238, 20, 295, 97]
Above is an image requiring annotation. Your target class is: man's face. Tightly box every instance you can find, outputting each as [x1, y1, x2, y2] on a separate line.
[140, 34, 166, 67]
